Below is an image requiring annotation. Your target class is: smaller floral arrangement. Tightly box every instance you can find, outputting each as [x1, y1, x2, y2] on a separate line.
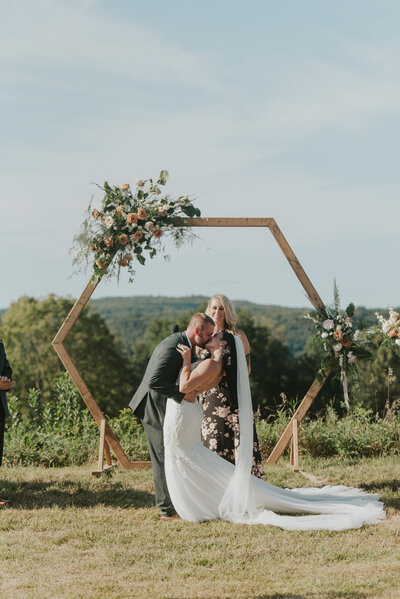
[375, 308, 400, 351]
[305, 283, 373, 407]
[72, 170, 201, 282]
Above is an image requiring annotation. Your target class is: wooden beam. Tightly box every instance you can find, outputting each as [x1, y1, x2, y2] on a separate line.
[52, 337, 134, 470]
[183, 217, 274, 227]
[52, 279, 99, 345]
[182, 217, 325, 311]
[290, 419, 299, 471]
[267, 219, 325, 312]
[266, 368, 332, 465]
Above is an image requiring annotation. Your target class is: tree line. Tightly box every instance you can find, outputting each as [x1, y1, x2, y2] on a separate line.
[1, 295, 399, 418]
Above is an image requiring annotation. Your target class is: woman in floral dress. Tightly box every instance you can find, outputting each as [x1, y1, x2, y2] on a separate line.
[199, 294, 264, 479]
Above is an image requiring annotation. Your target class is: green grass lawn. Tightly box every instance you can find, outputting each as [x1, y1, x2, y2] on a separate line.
[0, 456, 399, 599]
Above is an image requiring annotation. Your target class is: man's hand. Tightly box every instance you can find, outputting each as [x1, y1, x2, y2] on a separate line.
[0, 376, 15, 391]
[183, 390, 197, 403]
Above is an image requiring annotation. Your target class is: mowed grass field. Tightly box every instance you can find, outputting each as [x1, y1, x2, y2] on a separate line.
[0, 456, 399, 599]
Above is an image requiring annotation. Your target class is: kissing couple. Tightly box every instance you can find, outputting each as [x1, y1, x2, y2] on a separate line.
[129, 312, 384, 530]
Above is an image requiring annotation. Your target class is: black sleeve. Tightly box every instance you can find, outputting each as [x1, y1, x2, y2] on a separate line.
[148, 343, 185, 403]
[1, 343, 12, 380]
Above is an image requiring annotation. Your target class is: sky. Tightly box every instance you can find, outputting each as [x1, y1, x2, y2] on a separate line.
[1, 0, 399, 311]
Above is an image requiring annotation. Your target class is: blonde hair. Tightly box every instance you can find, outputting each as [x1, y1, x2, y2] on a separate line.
[206, 294, 238, 333]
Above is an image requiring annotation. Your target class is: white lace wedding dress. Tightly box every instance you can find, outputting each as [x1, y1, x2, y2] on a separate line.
[164, 338, 385, 531]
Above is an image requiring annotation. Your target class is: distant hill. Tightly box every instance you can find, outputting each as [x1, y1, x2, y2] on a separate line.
[1, 296, 390, 357]
[90, 296, 386, 356]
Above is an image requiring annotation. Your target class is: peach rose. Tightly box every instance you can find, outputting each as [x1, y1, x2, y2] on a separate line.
[120, 183, 130, 191]
[92, 209, 100, 219]
[95, 259, 107, 269]
[115, 205, 124, 215]
[126, 212, 139, 224]
[124, 254, 133, 262]
[152, 227, 163, 239]
[117, 259, 128, 267]
[388, 329, 397, 338]
[397, 331, 400, 339]
[104, 237, 113, 247]
[137, 207, 147, 220]
[341, 337, 351, 347]
[145, 221, 154, 231]
[131, 231, 144, 243]
[333, 330, 343, 341]
[118, 234, 129, 245]
[136, 179, 144, 187]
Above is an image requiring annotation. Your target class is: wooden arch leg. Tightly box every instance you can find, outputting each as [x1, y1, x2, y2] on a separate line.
[92, 419, 117, 477]
[266, 368, 332, 467]
[290, 419, 299, 471]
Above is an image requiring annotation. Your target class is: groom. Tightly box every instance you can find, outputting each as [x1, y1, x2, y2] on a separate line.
[129, 313, 215, 520]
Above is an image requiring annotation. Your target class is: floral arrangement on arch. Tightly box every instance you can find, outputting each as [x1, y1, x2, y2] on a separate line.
[375, 309, 400, 352]
[305, 282, 374, 407]
[72, 170, 201, 281]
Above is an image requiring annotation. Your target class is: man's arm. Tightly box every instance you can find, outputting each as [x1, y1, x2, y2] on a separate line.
[148, 343, 186, 402]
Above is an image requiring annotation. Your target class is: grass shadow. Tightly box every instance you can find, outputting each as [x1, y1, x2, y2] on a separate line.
[165, 593, 371, 599]
[252, 594, 370, 599]
[360, 479, 400, 509]
[0, 479, 154, 510]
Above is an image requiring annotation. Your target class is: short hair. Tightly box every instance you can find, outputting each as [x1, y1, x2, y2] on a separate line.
[206, 294, 238, 333]
[187, 312, 214, 331]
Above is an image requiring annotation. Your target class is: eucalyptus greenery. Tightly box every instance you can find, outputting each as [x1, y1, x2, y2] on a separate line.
[305, 281, 374, 407]
[72, 170, 201, 282]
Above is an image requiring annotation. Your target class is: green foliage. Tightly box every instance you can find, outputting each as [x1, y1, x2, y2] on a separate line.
[0, 294, 132, 413]
[4, 373, 400, 467]
[351, 332, 400, 413]
[256, 404, 400, 460]
[4, 373, 148, 466]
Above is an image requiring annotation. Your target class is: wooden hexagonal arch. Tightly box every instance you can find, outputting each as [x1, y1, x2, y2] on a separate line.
[52, 217, 330, 472]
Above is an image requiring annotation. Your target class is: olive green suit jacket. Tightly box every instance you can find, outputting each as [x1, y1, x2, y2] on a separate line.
[129, 332, 189, 430]
[0, 339, 12, 417]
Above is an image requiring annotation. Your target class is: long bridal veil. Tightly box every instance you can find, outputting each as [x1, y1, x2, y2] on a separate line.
[218, 337, 385, 530]
[218, 336, 258, 520]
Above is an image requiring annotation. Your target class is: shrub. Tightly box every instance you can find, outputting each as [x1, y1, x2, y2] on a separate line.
[4, 375, 400, 466]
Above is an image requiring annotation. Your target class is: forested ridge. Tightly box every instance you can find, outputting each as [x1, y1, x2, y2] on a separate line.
[90, 295, 383, 356]
[1, 295, 399, 418]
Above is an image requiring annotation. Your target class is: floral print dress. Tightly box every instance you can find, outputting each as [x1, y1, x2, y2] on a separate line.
[199, 375, 265, 480]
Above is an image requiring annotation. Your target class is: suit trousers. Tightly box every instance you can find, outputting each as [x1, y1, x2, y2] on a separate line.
[0, 404, 5, 467]
[142, 421, 176, 517]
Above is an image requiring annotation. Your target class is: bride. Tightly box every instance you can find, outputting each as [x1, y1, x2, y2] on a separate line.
[163, 331, 385, 530]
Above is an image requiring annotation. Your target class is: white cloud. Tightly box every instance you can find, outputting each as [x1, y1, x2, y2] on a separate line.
[1, 0, 220, 91]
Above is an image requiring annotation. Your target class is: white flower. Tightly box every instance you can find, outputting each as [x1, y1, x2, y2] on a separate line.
[395, 339, 400, 346]
[382, 321, 391, 333]
[323, 319, 334, 330]
[348, 352, 357, 364]
[353, 329, 360, 341]
[104, 215, 114, 228]
[145, 221, 154, 231]
[333, 343, 342, 353]
[321, 332, 328, 338]
[336, 325, 342, 331]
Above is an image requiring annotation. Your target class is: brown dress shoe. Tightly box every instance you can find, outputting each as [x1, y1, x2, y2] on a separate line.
[160, 513, 181, 522]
